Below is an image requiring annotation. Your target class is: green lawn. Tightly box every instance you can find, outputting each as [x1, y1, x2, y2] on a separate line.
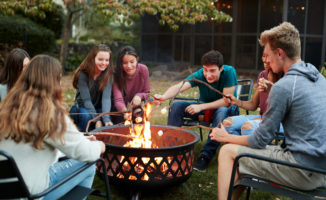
[63, 78, 291, 200]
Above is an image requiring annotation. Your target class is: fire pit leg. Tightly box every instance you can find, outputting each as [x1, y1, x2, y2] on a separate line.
[130, 190, 141, 200]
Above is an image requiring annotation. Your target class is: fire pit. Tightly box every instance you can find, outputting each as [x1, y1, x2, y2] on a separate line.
[93, 124, 199, 191]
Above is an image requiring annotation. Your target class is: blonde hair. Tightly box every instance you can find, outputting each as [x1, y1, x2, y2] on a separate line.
[259, 22, 301, 60]
[0, 55, 67, 149]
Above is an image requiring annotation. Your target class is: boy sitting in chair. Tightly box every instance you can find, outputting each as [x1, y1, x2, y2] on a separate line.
[211, 22, 326, 200]
[155, 50, 238, 172]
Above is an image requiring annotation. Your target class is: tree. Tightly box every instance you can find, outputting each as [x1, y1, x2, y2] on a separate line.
[0, 0, 232, 69]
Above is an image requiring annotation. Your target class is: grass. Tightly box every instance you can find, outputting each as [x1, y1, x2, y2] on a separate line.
[62, 77, 292, 200]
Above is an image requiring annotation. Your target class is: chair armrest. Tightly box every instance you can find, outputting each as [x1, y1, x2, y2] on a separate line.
[30, 158, 106, 199]
[227, 153, 326, 200]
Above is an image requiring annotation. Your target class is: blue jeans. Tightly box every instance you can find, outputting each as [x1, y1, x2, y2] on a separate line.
[168, 101, 238, 160]
[70, 105, 102, 132]
[44, 159, 96, 200]
[224, 115, 284, 136]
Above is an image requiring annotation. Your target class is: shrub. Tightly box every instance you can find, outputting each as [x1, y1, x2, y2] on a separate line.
[0, 15, 55, 56]
[65, 55, 86, 72]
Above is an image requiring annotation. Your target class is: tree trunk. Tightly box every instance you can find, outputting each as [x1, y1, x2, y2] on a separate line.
[60, 10, 73, 73]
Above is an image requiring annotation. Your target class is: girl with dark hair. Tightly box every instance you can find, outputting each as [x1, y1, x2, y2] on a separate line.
[112, 45, 150, 123]
[0, 48, 30, 101]
[0, 55, 105, 199]
[70, 44, 114, 131]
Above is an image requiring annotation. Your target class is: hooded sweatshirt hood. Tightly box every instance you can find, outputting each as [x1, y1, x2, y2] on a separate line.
[286, 61, 319, 82]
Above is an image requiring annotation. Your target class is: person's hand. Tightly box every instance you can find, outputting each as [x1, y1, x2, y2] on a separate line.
[124, 113, 131, 121]
[85, 135, 97, 141]
[132, 95, 142, 107]
[154, 94, 165, 101]
[223, 95, 238, 105]
[105, 121, 113, 126]
[95, 120, 103, 129]
[258, 78, 273, 93]
[209, 124, 229, 143]
[185, 104, 202, 115]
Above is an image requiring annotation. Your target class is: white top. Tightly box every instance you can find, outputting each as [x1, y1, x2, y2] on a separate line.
[0, 83, 7, 101]
[0, 115, 102, 195]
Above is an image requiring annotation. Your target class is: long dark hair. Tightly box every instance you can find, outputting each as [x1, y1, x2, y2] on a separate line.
[73, 44, 114, 91]
[115, 46, 139, 95]
[0, 48, 30, 90]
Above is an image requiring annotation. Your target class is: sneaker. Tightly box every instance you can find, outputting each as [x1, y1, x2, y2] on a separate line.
[193, 154, 210, 172]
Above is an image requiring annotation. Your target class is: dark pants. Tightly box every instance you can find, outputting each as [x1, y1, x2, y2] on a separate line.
[70, 105, 102, 132]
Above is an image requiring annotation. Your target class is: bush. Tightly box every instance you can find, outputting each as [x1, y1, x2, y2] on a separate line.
[0, 15, 55, 56]
[65, 55, 86, 72]
[321, 65, 326, 78]
[25, 3, 65, 39]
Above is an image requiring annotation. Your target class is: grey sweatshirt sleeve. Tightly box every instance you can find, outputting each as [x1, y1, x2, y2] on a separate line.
[77, 72, 97, 119]
[101, 78, 112, 123]
[247, 85, 289, 148]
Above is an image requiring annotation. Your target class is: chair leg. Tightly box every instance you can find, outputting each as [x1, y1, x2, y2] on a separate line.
[246, 186, 251, 200]
[200, 128, 203, 141]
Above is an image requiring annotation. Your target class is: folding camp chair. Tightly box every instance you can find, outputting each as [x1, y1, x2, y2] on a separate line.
[227, 153, 326, 200]
[0, 150, 111, 200]
[169, 79, 253, 141]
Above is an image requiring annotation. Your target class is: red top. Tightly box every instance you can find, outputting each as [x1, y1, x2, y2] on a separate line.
[257, 70, 269, 115]
[112, 63, 150, 111]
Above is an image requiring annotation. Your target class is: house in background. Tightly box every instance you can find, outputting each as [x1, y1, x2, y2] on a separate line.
[140, 0, 326, 72]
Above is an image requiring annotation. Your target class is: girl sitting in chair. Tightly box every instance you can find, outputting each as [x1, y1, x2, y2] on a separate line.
[0, 55, 105, 199]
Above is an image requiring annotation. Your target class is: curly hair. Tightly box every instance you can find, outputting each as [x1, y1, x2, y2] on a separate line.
[259, 22, 301, 60]
[201, 50, 224, 68]
[0, 55, 67, 150]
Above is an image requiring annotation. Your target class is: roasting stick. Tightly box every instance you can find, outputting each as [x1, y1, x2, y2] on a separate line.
[85, 111, 131, 134]
[84, 131, 136, 139]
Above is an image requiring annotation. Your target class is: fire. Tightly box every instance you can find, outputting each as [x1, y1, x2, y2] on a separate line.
[119, 103, 169, 181]
[123, 103, 153, 148]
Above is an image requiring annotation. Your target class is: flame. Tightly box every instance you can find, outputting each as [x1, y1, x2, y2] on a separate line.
[118, 103, 176, 181]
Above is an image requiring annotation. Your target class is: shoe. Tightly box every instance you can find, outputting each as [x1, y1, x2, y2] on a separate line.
[193, 154, 210, 172]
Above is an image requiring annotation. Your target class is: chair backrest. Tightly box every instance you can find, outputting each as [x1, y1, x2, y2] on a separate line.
[0, 150, 31, 199]
[236, 79, 253, 101]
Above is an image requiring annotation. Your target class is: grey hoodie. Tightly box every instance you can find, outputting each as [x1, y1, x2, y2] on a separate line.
[247, 61, 326, 169]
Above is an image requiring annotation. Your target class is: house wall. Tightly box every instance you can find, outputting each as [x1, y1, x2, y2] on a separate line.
[141, 0, 326, 71]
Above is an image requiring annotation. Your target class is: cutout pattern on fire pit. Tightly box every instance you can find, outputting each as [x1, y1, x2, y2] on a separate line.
[94, 125, 199, 189]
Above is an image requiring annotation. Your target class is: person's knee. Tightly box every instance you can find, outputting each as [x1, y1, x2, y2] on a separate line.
[218, 144, 239, 162]
[241, 121, 254, 130]
[223, 117, 234, 127]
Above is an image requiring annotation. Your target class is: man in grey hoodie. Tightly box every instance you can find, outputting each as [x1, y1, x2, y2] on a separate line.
[210, 22, 326, 200]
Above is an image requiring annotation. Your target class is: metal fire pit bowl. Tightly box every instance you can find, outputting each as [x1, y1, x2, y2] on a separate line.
[93, 124, 200, 190]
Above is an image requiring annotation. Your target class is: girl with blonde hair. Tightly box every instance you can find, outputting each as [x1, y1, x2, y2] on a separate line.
[0, 55, 105, 199]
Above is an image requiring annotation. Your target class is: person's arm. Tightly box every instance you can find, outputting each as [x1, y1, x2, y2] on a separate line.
[229, 89, 260, 111]
[155, 81, 192, 101]
[210, 124, 249, 146]
[135, 64, 150, 101]
[45, 115, 105, 162]
[101, 78, 113, 126]
[185, 85, 235, 115]
[112, 83, 126, 112]
[77, 72, 97, 118]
